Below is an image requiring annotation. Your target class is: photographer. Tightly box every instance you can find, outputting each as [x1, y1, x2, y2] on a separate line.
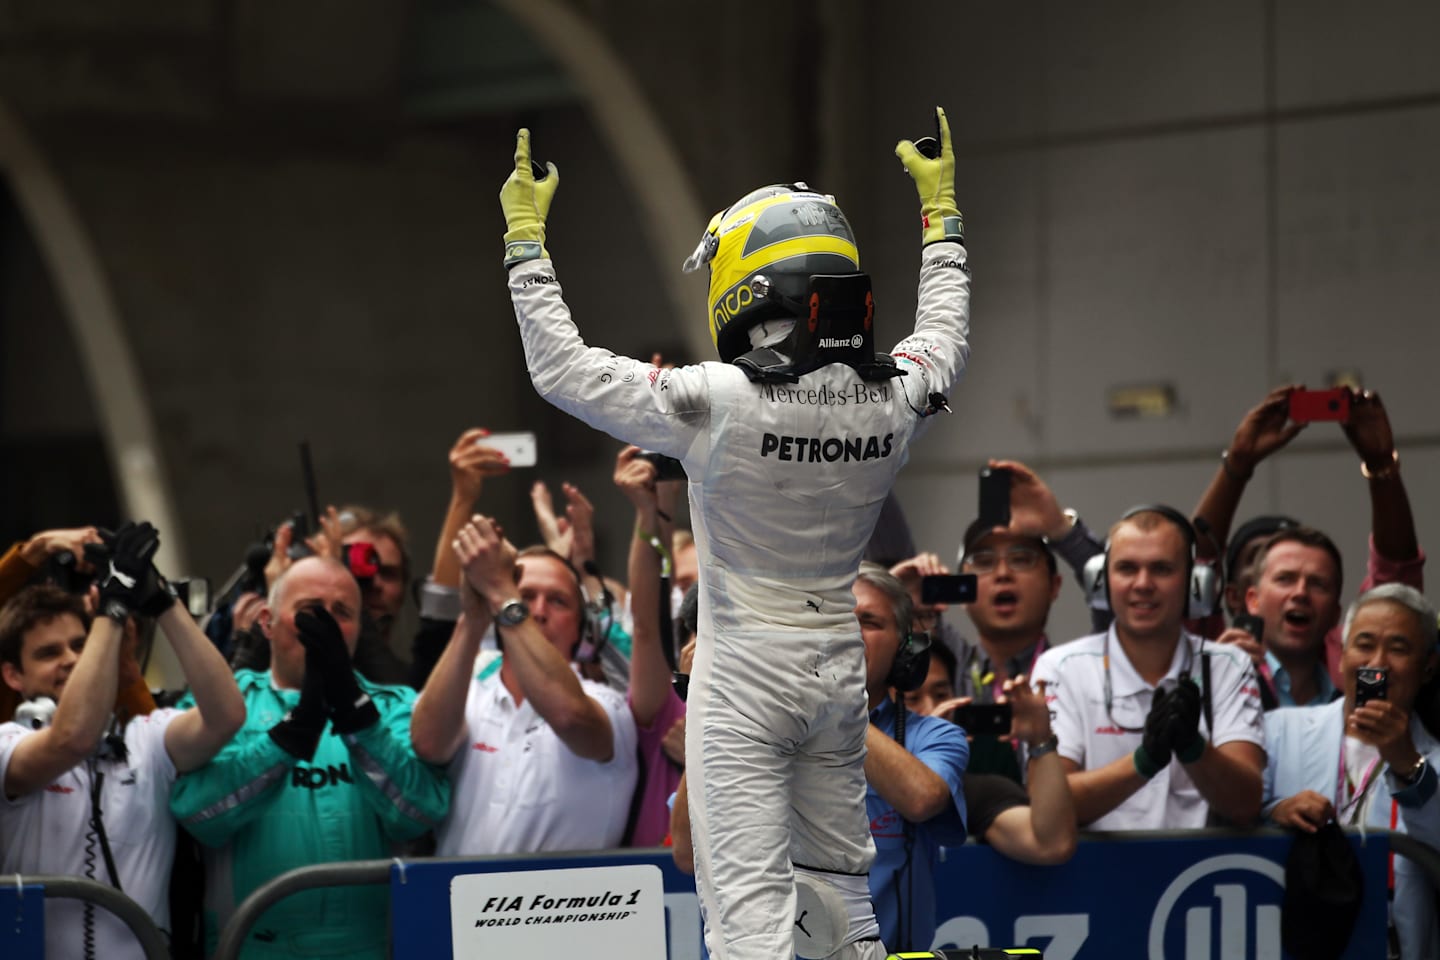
[906, 646, 1077, 864]
[1263, 584, 1440, 958]
[1198, 386, 1425, 696]
[0, 523, 245, 960]
[615, 445, 688, 846]
[853, 564, 968, 952]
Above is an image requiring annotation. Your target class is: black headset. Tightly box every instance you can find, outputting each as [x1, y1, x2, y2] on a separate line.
[548, 554, 608, 664]
[887, 631, 933, 692]
[1082, 504, 1219, 619]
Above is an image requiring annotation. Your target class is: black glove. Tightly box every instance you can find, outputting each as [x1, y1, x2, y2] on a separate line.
[267, 653, 328, 760]
[1166, 677, 1206, 764]
[91, 522, 175, 618]
[296, 605, 379, 734]
[1134, 686, 1174, 779]
[95, 522, 161, 622]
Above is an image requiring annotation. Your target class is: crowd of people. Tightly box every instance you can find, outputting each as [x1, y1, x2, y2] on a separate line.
[2, 99, 1435, 959]
[0, 381, 1434, 957]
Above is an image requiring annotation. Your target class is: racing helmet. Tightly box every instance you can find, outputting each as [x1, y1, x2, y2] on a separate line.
[683, 184, 861, 364]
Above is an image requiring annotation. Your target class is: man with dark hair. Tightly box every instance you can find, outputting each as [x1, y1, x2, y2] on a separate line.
[1, 525, 245, 960]
[1235, 527, 1345, 707]
[411, 519, 638, 855]
[902, 631, 1077, 866]
[337, 505, 413, 685]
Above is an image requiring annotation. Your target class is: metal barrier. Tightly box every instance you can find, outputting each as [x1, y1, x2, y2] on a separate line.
[1, 873, 171, 960]
[209, 830, 1440, 959]
[212, 859, 393, 960]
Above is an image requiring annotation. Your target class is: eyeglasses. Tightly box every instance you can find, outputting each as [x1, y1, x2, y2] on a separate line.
[964, 546, 1043, 574]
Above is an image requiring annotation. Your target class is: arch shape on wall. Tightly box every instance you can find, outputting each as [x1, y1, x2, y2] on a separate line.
[0, 98, 186, 573]
[492, 0, 713, 363]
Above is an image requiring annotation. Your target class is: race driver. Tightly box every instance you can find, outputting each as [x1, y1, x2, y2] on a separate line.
[498, 107, 971, 960]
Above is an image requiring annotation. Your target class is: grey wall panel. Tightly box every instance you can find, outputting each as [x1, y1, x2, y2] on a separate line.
[1041, 0, 1265, 135]
[866, 1, 1044, 149]
[1274, 106, 1440, 411]
[1275, 0, 1440, 108]
[1042, 127, 1270, 457]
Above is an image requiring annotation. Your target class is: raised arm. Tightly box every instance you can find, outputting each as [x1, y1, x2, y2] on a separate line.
[463, 515, 616, 761]
[617, 446, 677, 727]
[891, 106, 971, 413]
[500, 129, 710, 457]
[2, 526, 101, 603]
[1342, 388, 1420, 564]
[159, 602, 246, 773]
[1192, 385, 1305, 561]
[411, 564, 493, 765]
[432, 429, 513, 590]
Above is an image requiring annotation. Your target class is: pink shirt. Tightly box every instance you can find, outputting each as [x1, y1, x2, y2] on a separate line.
[628, 688, 686, 846]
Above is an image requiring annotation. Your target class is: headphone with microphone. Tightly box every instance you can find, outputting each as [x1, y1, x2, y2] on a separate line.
[887, 632, 933, 692]
[15, 695, 57, 730]
[542, 553, 609, 665]
[1082, 504, 1219, 620]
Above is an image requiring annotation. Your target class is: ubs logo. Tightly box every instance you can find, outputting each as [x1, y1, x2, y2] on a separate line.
[1147, 854, 1284, 959]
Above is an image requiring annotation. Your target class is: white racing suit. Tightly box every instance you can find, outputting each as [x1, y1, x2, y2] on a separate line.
[507, 241, 970, 960]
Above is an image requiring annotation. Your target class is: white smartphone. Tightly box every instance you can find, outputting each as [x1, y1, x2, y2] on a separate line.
[480, 431, 537, 467]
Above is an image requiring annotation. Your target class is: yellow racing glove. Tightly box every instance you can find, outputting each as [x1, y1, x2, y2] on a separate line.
[499, 128, 559, 268]
[894, 106, 964, 247]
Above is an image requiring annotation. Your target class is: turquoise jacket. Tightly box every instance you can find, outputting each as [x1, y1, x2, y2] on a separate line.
[170, 670, 450, 959]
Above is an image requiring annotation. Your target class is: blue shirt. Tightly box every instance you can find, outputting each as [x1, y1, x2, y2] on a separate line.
[867, 698, 969, 952]
[1263, 650, 1337, 707]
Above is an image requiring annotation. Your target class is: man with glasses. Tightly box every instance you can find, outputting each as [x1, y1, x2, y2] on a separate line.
[952, 519, 1063, 782]
[1032, 508, 1265, 829]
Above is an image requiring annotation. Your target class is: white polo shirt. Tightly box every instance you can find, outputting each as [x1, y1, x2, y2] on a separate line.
[433, 666, 638, 856]
[0, 709, 180, 960]
[1032, 628, 1263, 830]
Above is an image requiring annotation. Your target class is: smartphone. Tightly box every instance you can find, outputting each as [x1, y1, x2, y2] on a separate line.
[978, 466, 1011, 530]
[481, 431, 538, 468]
[1233, 613, 1264, 645]
[921, 574, 978, 605]
[637, 450, 688, 481]
[1288, 388, 1350, 423]
[1355, 666, 1387, 707]
[952, 702, 1012, 736]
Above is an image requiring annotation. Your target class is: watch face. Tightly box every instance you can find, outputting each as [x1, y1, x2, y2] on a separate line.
[498, 600, 529, 626]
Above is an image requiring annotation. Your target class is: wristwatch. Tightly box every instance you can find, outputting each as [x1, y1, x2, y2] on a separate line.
[1028, 734, 1060, 759]
[1397, 754, 1428, 787]
[495, 598, 530, 628]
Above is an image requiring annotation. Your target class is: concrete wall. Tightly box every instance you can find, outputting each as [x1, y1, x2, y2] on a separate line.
[3, 0, 1436, 649]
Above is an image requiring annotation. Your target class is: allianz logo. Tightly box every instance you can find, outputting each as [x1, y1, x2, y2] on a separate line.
[818, 335, 863, 349]
[928, 854, 1287, 960]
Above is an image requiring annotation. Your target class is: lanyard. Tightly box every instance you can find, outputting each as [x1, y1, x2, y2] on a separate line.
[1335, 737, 1385, 825]
[968, 639, 1045, 703]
